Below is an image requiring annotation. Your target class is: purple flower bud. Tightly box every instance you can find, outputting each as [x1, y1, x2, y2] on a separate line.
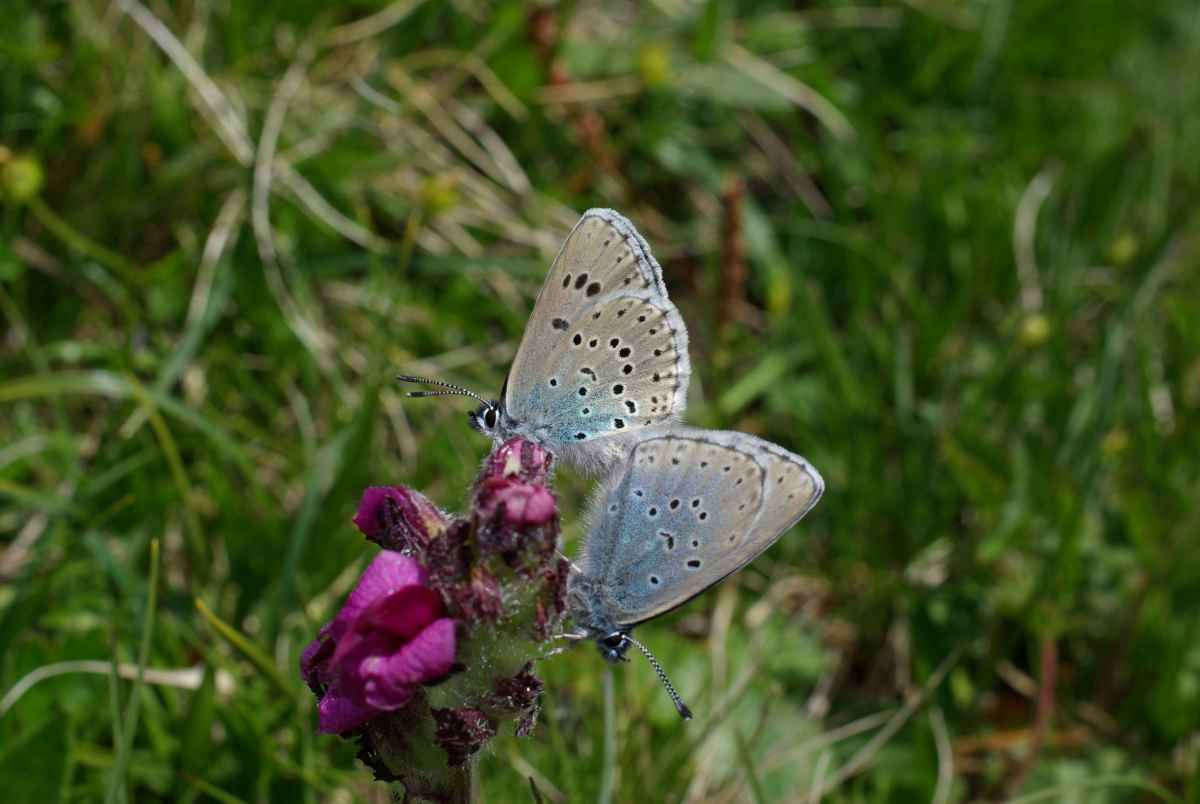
[354, 486, 449, 552]
[492, 662, 544, 737]
[301, 552, 457, 734]
[475, 478, 556, 528]
[446, 566, 504, 624]
[482, 437, 553, 486]
[432, 707, 497, 767]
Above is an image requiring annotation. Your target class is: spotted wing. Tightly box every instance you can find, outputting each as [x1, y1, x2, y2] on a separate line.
[502, 210, 690, 458]
[578, 428, 823, 627]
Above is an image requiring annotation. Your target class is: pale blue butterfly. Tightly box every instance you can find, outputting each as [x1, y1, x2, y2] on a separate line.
[400, 209, 690, 476]
[565, 427, 824, 718]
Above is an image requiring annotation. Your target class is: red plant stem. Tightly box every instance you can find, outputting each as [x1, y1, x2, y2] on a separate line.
[719, 176, 747, 331]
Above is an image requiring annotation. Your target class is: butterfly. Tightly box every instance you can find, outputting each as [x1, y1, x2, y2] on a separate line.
[565, 427, 824, 718]
[400, 208, 690, 476]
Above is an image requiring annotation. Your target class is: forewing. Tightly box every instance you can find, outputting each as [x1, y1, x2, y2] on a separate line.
[503, 210, 689, 449]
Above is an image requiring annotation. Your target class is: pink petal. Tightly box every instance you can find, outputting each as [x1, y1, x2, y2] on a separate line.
[317, 684, 381, 734]
[300, 626, 335, 690]
[362, 618, 457, 710]
[328, 586, 444, 671]
[514, 487, 555, 525]
[360, 585, 445, 640]
[330, 552, 426, 639]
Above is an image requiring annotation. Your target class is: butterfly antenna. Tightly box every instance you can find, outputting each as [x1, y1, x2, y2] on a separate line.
[396, 374, 491, 406]
[623, 635, 693, 720]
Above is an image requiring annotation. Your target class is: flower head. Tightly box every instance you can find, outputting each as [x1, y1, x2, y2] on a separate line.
[301, 552, 457, 734]
[303, 438, 569, 798]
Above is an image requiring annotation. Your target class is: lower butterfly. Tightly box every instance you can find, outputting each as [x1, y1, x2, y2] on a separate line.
[400, 208, 690, 476]
[564, 426, 824, 718]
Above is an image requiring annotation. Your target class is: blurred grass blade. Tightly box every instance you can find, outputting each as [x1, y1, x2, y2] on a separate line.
[598, 668, 616, 804]
[734, 729, 769, 804]
[1005, 775, 1181, 804]
[0, 370, 254, 473]
[717, 352, 792, 416]
[194, 599, 292, 696]
[105, 538, 160, 804]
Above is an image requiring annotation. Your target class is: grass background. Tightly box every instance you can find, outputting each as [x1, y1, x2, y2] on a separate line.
[2, 0, 1199, 801]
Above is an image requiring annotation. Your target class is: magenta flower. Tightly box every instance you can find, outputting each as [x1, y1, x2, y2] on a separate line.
[302, 438, 568, 798]
[301, 552, 457, 734]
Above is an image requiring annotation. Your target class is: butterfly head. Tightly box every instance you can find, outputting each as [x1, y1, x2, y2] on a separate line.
[598, 631, 632, 663]
[467, 401, 504, 436]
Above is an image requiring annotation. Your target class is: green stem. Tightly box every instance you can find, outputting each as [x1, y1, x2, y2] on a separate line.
[28, 195, 138, 280]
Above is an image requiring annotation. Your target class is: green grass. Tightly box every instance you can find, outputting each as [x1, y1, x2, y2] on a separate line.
[2, 0, 1199, 801]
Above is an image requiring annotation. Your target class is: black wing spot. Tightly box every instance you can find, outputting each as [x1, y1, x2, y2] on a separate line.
[669, 499, 680, 510]
[617, 309, 627, 317]
[586, 282, 602, 297]
[578, 387, 588, 396]
[580, 367, 596, 379]
[609, 503, 618, 512]
[574, 273, 589, 290]
[634, 489, 644, 497]
[549, 378, 558, 387]
[699, 512, 708, 521]
[612, 383, 625, 395]
[589, 338, 599, 348]
[653, 373, 661, 382]
[687, 559, 701, 569]
[572, 333, 583, 346]
[593, 311, 601, 320]
[562, 273, 572, 288]
[637, 315, 646, 322]
[610, 337, 620, 348]
[654, 349, 662, 356]
[650, 575, 660, 585]
[649, 328, 657, 335]
[574, 432, 587, 440]
[691, 539, 699, 548]
[623, 364, 634, 375]
[619, 347, 631, 358]
[692, 498, 701, 508]
[552, 317, 569, 330]
[666, 536, 675, 550]
[671, 457, 679, 465]
[614, 418, 625, 429]
[648, 507, 657, 517]
[723, 466, 731, 472]
[625, 400, 636, 413]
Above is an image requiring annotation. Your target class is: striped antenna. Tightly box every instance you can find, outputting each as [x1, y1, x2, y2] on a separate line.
[396, 374, 491, 406]
[623, 635, 693, 720]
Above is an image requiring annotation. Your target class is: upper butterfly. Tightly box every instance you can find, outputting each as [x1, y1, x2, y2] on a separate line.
[400, 209, 690, 476]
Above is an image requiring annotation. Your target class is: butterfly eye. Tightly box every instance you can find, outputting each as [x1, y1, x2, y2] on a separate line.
[484, 407, 498, 428]
[602, 633, 625, 649]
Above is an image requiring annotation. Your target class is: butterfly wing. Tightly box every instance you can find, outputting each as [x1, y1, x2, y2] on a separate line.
[502, 210, 690, 468]
[578, 428, 823, 628]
